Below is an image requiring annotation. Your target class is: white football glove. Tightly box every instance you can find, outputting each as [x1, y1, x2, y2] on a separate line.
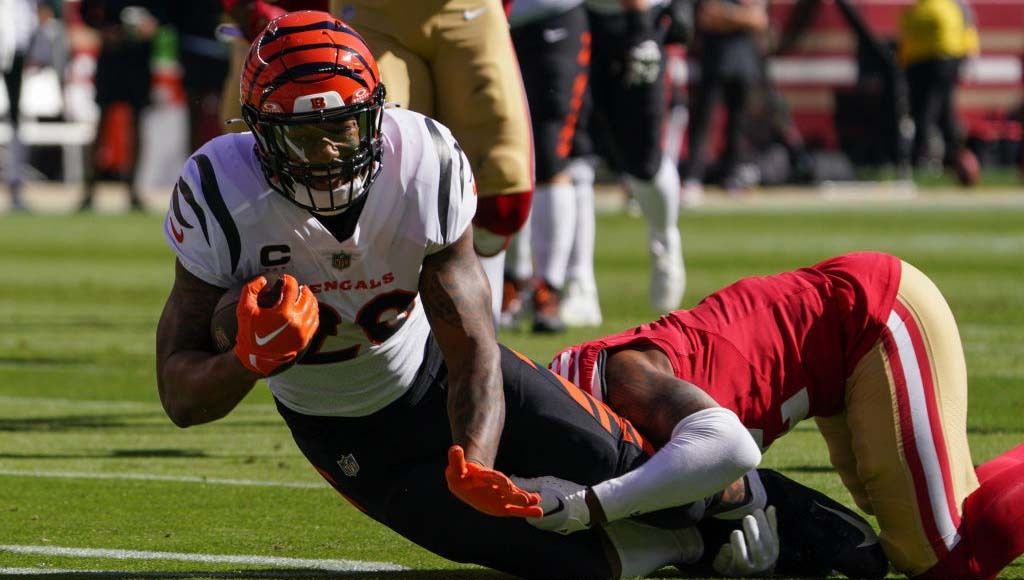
[712, 506, 779, 577]
[511, 475, 591, 535]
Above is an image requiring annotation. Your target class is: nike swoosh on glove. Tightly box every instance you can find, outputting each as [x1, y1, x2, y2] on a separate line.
[713, 506, 779, 577]
[445, 446, 543, 518]
[512, 475, 592, 534]
[234, 274, 319, 377]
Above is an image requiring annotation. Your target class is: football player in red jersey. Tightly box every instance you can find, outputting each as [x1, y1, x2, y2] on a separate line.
[533, 251, 1024, 579]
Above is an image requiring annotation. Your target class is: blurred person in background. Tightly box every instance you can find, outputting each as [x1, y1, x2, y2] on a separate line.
[27, 2, 67, 81]
[899, 0, 980, 186]
[78, 0, 163, 212]
[0, 0, 38, 212]
[505, 0, 695, 331]
[330, 0, 535, 324]
[505, 0, 591, 333]
[165, 1, 230, 152]
[581, 0, 687, 314]
[680, 0, 768, 198]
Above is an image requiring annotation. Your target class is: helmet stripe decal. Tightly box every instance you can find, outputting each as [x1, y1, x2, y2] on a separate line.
[255, 45, 377, 88]
[263, 20, 362, 42]
[194, 154, 241, 274]
[259, 62, 369, 106]
[259, 42, 338, 64]
[339, 46, 378, 84]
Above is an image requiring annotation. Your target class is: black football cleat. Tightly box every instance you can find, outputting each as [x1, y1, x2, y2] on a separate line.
[758, 469, 889, 579]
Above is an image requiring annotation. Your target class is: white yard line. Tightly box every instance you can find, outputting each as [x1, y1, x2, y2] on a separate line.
[0, 569, 340, 578]
[0, 469, 325, 489]
[0, 545, 407, 573]
[0, 395, 278, 413]
[0, 395, 155, 410]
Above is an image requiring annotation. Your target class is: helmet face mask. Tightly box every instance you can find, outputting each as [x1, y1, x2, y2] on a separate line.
[240, 11, 386, 214]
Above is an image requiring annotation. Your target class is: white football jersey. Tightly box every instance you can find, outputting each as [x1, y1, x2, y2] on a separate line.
[164, 107, 476, 417]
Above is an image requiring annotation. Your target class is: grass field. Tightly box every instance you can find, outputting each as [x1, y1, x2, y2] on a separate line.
[1, 192, 1023, 578]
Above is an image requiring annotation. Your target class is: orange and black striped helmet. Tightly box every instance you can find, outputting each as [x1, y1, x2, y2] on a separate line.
[240, 11, 386, 213]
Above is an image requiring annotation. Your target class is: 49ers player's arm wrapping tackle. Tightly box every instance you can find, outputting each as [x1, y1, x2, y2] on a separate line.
[534, 251, 1024, 580]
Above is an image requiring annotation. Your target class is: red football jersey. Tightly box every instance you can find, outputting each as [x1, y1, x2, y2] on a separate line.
[550, 252, 902, 449]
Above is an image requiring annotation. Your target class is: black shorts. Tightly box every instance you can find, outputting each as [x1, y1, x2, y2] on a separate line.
[276, 338, 648, 579]
[584, 8, 667, 180]
[512, 6, 590, 183]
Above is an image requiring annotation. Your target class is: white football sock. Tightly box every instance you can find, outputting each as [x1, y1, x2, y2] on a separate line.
[663, 104, 689, 173]
[603, 520, 704, 579]
[530, 182, 576, 289]
[626, 156, 686, 309]
[506, 218, 533, 283]
[627, 155, 681, 249]
[476, 249, 506, 323]
[566, 157, 597, 287]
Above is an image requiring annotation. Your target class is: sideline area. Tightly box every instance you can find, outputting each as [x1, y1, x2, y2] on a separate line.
[5, 181, 1024, 215]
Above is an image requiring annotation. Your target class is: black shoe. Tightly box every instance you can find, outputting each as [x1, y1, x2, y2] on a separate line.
[531, 281, 566, 334]
[758, 469, 889, 578]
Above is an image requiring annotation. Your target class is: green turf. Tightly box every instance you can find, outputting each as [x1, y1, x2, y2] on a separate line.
[1, 200, 1022, 578]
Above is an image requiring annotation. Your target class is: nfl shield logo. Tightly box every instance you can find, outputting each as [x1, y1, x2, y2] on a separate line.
[332, 251, 351, 270]
[337, 454, 360, 477]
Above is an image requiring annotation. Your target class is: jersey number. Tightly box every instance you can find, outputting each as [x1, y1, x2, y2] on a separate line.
[300, 290, 417, 365]
[747, 387, 809, 450]
[780, 387, 810, 430]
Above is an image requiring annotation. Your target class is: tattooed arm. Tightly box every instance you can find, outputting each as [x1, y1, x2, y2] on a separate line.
[420, 228, 504, 467]
[156, 259, 262, 427]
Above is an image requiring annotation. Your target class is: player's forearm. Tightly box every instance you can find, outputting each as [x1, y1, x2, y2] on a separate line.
[589, 407, 762, 523]
[420, 231, 507, 467]
[158, 350, 260, 428]
[446, 342, 505, 467]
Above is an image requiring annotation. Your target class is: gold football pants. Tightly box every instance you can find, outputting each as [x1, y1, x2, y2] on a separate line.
[816, 260, 979, 575]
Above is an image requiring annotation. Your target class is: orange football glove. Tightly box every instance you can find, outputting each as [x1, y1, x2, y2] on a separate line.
[445, 445, 543, 518]
[234, 274, 319, 377]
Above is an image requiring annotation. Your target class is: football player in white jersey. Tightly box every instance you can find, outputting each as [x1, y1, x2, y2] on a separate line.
[154, 11, 749, 579]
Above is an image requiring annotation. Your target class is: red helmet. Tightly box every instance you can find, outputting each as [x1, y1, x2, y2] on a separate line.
[240, 11, 385, 213]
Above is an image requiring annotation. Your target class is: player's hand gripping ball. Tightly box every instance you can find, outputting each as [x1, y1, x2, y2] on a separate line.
[210, 274, 319, 376]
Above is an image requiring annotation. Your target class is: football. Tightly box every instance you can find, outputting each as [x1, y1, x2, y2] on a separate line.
[209, 274, 285, 354]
